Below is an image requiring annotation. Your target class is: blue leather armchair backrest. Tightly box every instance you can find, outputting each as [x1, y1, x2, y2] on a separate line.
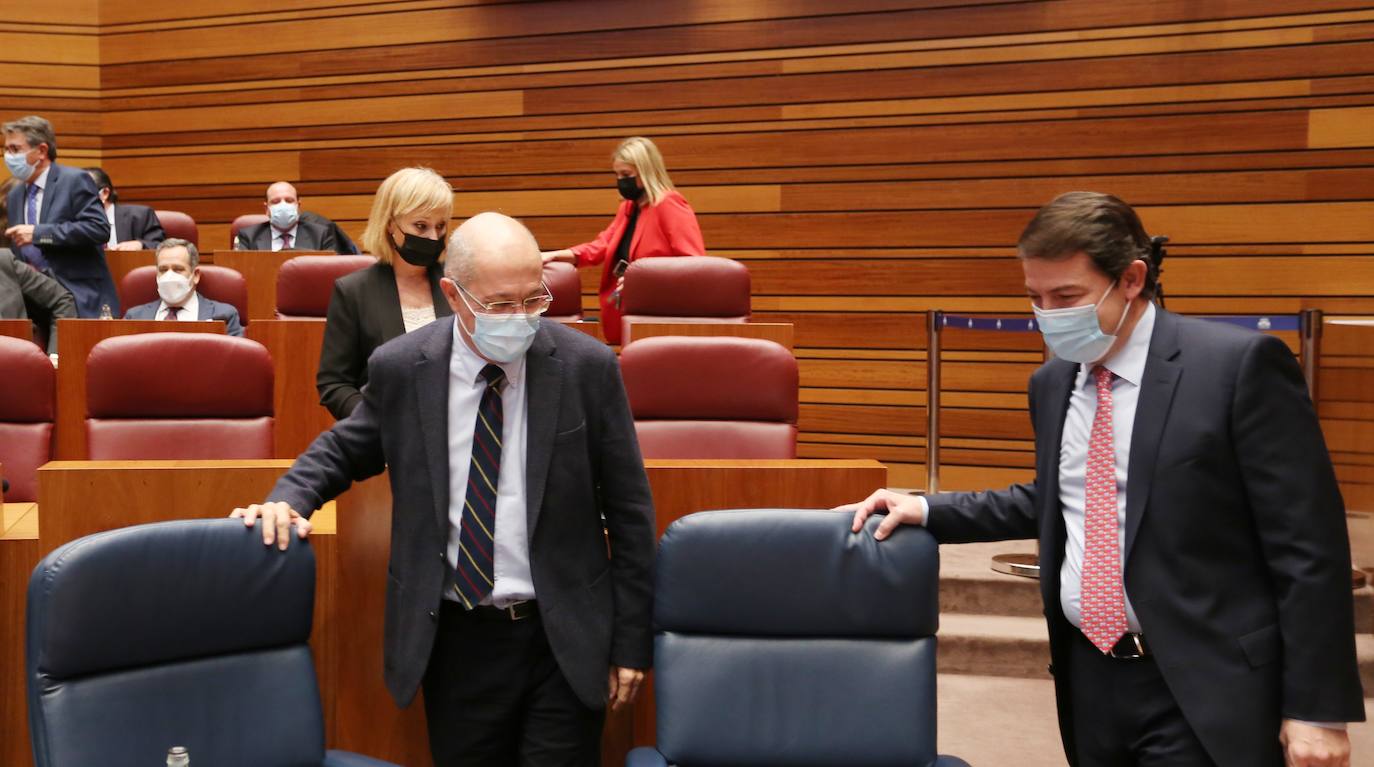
[27, 518, 324, 767]
[653, 509, 942, 767]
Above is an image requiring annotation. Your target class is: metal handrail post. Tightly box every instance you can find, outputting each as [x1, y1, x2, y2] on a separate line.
[925, 310, 942, 494]
[1300, 308, 1322, 402]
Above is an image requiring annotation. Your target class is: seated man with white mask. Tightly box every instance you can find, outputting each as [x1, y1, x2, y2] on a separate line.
[123, 238, 244, 336]
[234, 181, 339, 252]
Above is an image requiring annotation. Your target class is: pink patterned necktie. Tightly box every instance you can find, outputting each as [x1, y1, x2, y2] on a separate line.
[280, 232, 292, 250]
[165, 305, 179, 321]
[1080, 365, 1128, 653]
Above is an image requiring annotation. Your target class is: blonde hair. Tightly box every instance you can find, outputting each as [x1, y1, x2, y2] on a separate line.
[361, 166, 454, 264]
[613, 136, 675, 207]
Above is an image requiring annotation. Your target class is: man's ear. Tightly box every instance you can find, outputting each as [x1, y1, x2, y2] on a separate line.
[1122, 258, 1148, 301]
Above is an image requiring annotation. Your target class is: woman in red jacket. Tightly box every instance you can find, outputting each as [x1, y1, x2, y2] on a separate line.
[542, 136, 705, 344]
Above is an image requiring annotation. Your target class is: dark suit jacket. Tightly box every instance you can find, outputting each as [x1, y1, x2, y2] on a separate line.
[112, 204, 166, 249]
[923, 309, 1364, 767]
[0, 248, 76, 353]
[121, 293, 245, 337]
[316, 262, 451, 419]
[269, 318, 656, 709]
[6, 162, 116, 318]
[299, 211, 359, 255]
[235, 219, 338, 252]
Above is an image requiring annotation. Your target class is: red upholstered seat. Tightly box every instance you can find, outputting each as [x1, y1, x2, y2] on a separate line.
[118, 265, 250, 326]
[229, 214, 268, 249]
[154, 210, 199, 247]
[544, 261, 583, 321]
[620, 336, 798, 459]
[85, 333, 275, 460]
[0, 336, 55, 502]
[275, 255, 375, 319]
[620, 256, 751, 344]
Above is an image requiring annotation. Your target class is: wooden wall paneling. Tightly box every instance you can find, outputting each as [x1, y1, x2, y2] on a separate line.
[53, 319, 226, 460]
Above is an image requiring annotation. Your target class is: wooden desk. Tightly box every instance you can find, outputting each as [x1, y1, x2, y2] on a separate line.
[328, 459, 886, 766]
[0, 461, 342, 767]
[0, 318, 33, 343]
[53, 319, 226, 459]
[211, 250, 333, 321]
[244, 319, 334, 457]
[623, 320, 794, 350]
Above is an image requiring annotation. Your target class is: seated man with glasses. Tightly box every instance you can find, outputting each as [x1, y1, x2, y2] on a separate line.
[233, 211, 655, 767]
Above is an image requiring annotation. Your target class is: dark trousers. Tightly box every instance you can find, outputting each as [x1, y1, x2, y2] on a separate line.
[1068, 631, 1216, 767]
[423, 601, 604, 767]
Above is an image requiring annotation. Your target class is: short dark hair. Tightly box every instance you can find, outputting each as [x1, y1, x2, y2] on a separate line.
[2, 115, 57, 160]
[1017, 192, 1159, 298]
[157, 237, 199, 269]
[85, 167, 117, 203]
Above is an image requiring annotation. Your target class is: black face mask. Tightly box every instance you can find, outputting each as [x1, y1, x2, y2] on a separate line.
[394, 232, 445, 267]
[616, 175, 641, 201]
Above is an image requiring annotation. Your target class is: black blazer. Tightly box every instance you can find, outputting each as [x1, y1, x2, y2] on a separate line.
[0, 248, 76, 353]
[316, 262, 451, 419]
[5, 163, 116, 317]
[270, 318, 656, 708]
[234, 219, 338, 252]
[112, 204, 166, 249]
[923, 309, 1364, 766]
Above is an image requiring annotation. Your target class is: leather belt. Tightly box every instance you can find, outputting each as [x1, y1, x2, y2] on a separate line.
[1105, 632, 1151, 660]
[466, 600, 538, 621]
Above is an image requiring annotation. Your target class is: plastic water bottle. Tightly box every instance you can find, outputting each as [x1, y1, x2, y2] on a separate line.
[165, 746, 189, 766]
[99, 303, 113, 320]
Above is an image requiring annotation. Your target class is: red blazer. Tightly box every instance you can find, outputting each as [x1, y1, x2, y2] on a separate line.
[569, 189, 704, 344]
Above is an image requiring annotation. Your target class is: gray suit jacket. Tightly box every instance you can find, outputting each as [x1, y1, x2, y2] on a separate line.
[924, 309, 1364, 766]
[268, 318, 656, 708]
[0, 248, 76, 353]
[122, 293, 245, 337]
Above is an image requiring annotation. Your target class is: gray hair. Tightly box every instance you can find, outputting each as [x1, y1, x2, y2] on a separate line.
[3, 115, 57, 160]
[157, 237, 199, 268]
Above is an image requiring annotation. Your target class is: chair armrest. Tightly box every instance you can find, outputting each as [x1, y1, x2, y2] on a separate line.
[626, 746, 669, 767]
[936, 756, 973, 767]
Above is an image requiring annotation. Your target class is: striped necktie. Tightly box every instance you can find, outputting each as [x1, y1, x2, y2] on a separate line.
[452, 363, 505, 608]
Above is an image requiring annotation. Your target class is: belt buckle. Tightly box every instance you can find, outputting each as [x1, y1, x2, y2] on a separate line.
[1111, 633, 1147, 660]
[507, 601, 531, 621]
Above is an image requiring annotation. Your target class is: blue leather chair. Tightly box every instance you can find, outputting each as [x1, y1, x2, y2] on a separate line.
[627, 509, 970, 767]
[26, 518, 399, 767]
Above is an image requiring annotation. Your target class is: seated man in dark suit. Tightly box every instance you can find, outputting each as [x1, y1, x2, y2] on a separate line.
[85, 167, 166, 251]
[4, 115, 117, 318]
[122, 238, 243, 336]
[235, 181, 339, 252]
[0, 247, 76, 355]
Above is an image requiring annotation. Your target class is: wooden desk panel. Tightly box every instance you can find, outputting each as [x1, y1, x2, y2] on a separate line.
[330, 459, 886, 767]
[623, 321, 794, 350]
[0, 319, 33, 343]
[103, 248, 156, 302]
[0, 501, 39, 767]
[53, 319, 226, 459]
[211, 250, 333, 321]
[245, 320, 334, 457]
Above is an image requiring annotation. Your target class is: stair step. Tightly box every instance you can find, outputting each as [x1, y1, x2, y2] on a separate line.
[937, 614, 1374, 691]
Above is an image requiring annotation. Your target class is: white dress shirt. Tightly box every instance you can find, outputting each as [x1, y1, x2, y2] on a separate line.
[105, 204, 118, 247]
[157, 292, 199, 322]
[272, 225, 299, 251]
[1057, 301, 1154, 634]
[445, 317, 534, 607]
[25, 166, 49, 226]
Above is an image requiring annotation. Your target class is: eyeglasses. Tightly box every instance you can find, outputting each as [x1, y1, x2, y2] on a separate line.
[457, 281, 554, 316]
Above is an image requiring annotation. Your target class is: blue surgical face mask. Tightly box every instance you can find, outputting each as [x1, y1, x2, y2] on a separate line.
[454, 287, 539, 363]
[5, 151, 36, 182]
[269, 201, 299, 230]
[1032, 283, 1131, 364]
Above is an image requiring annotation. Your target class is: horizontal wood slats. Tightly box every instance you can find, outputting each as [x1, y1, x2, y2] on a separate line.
[11, 0, 1374, 505]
